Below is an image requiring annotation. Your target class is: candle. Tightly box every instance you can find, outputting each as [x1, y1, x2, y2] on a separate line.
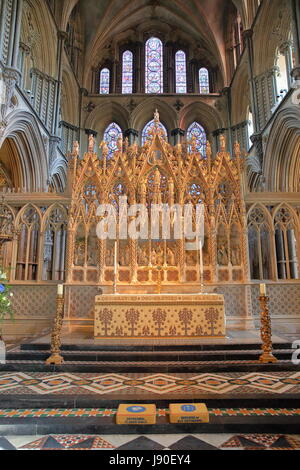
[114, 241, 118, 276]
[57, 284, 64, 296]
[260, 283, 266, 296]
[199, 239, 204, 287]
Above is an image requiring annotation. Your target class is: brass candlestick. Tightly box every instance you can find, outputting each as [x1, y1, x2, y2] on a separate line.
[259, 295, 278, 364]
[46, 294, 65, 365]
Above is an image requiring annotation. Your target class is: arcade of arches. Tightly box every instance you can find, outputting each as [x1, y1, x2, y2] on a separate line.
[0, 0, 300, 341]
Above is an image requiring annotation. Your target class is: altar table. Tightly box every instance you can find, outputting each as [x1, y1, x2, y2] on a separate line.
[94, 294, 225, 339]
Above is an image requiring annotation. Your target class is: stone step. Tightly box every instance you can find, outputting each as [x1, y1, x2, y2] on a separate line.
[19, 342, 292, 352]
[0, 410, 299, 436]
[0, 395, 299, 410]
[5, 349, 293, 364]
[0, 359, 296, 373]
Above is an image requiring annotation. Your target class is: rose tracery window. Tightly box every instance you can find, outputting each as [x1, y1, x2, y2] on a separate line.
[122, 50, 133, 94]
[175, 50, 187, 93]
[145, 37, 163, 94]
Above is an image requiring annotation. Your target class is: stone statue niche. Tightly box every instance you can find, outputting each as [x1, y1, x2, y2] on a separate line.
[217, 224, 229, 266]
[230, 224, 241, 266]
[74, 223, 85, 267]
[87, 225, 98, 267]
[119, 240, 130, 267]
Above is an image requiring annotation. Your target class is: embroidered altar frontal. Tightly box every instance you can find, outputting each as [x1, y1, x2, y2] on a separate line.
[94, 294, 226, 339]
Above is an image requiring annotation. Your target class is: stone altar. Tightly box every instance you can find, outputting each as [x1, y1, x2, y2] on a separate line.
[94, 294, 226, 339]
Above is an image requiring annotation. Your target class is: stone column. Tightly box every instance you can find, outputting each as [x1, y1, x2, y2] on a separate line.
[10, 231, 19, 281]
[0, 0, 22, 134]
[250, 133, 263, 165]
[54, 31, 68, 135]
[222, 87, 233, 152]
[231, 121, 250, 152]
[279, 40, 294, 88]
[275, 229, 286, 280]
[135, 42, 144, 93]
[188, 59, 198, 93]
[171, 128, 185, 145]
[0, 0, 23, 68]
[36, 230, 45, 281]
[243, 30, 259, 133]
[268, 66, 280, 106]
[124, 129, 139, 145]
[112, 59, 119, 94]
[290, 0, 300, 79]
[11, 0, 23, 68]
[165, 42, 175, 93]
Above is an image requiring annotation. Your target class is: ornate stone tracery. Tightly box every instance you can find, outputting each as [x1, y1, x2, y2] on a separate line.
[67, 112, 247, 287]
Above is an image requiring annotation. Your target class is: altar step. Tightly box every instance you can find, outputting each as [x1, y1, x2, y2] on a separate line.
[0, 342, 296, 373]
[1, 340, 299, 436]
[0, 406, 300, 436]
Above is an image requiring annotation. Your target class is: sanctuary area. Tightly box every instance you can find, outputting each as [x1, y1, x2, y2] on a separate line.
[0, 0, 299, 452]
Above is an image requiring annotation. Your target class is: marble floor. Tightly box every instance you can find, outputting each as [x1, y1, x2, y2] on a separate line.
[1, 433, 300, 450]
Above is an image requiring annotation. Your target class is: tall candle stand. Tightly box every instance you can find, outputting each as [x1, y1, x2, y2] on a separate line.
[46, 290, 65, 365]
[259, 294, 278, 364]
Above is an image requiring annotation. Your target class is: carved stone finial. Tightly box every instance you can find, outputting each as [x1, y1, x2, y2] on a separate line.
[154, 108, 160, 125]
[219, 134, 226, 152]
[100, 140, 109, 157]
[88, 134, 95, 153]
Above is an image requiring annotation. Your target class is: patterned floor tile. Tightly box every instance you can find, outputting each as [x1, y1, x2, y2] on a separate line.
[191, 434, 235, 448]
[169, 435, 219, 451]
[116, 436, 165, 451]
[0, 372, 299, 396]
[0, 437, 16, 450]
[138, 434, 189, 448]
[221, 434, 300, 450]
[19, 435, 115, 450]
[3, 434, 300, 451]
[0, 407, 300, 418]
[6, 436, 45, 449]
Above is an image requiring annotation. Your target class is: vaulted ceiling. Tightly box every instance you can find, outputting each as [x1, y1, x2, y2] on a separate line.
[60, 0, 249, 86]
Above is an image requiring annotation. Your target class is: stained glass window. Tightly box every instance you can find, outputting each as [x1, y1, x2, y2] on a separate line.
[99, 68, 110, 94]
[175, 50, 187, 93]
[187, 122, 207, 155]
[122, 50, 133, 94]
[104, 122, 122, 158]
[142, 119, 167, 145]
[145, 37, 163, 94]
[199, 68, 210, 94]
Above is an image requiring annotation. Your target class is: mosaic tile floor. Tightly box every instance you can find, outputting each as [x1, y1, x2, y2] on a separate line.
[1, 434, 300, 450]
[0, 407, 299, 418]
[0, 372, 300, 396]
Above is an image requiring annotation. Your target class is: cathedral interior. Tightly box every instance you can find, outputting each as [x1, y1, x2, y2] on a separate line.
[0, 0, 300, 453]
